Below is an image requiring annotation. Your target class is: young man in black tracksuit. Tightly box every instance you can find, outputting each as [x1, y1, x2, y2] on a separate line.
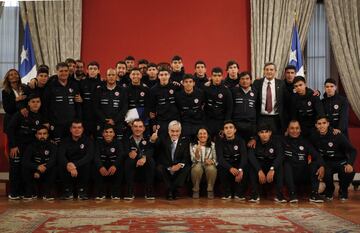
[203, 67, 233, 138]
[291, 76, 324, 138]
[79, 61, 102, 136]
[309, 116, 357, 201]
[149, 67, 181, 137]
[175, 74, 205, 137]
[223, 60, 240, 89]
[322, 78, 349, 138]
[7, 94, 46, 199]
[193, 60, 208, 89]
[42, 62, 82, 143]
[123, 119, 156, 200]
[170, 55, 185, 84]
[126, 68, 150, 135]
[283, 120, 325, 203]
[93, 124, 124, 200]
[248, 124, 286, 203]
[216, 120, 248, 200]
[58, 120, 94, 200]
[94, 68, 128, 141]
[231, 71, 257, 143]
[22, 126, 57, 200]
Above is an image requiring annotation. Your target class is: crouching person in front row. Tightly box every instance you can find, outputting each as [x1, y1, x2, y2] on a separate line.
[248, 124, 286, 203]
[123, 119, 156, 200]
[22, 125, 57, 200]
[58, 120, 94, 200]
[153, 120, 191, 200]
[93, 124, 124, 200]
[216, 120, 248, 200]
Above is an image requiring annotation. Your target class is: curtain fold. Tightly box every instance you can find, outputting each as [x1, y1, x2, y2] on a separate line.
[324, 0, 360, 119]
[19, 0, 82, 74]
[251, 0, 316, 79]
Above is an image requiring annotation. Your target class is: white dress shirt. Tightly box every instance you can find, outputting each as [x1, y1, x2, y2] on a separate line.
[261, 78, 277, 115]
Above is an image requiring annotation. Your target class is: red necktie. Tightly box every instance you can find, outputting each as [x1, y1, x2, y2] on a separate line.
[265, 81, 272, 113]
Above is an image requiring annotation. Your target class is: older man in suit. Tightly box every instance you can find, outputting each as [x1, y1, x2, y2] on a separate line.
[253, 62, 290, 134]
[151, 120, 191, 200]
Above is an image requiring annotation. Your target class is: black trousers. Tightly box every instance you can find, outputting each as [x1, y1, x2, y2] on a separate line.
[9, 144, 27, 196]
[323, 160, 355, 195]
[59, 163, 91, 193]
[124, 157, 155, 189]
[156, 164, 190, 192]
[234, 121, 256, 142]
[93, 165, 123, 196]
[218, 165, 247, 196]
[258, 114, 281, 135]
[249, 160, 283, 195]
[284, 161, 319, 194]
[22, 166, 56, 196]
[206, 118, 224, 139]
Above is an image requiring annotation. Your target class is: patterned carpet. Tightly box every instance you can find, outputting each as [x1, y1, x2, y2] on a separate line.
[0, 208, 359, 232]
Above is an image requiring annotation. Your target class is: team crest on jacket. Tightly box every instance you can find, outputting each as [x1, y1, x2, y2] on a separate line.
[140, 92, 145, 97]
[307, 101, 312, 106]
[269, 148, 274, 153]
[194, 98, 199, 103]
[80, 144, 85, 149]
[110, 147, 115, 153]
[218, 93, 223, 99]
[69, 88, 73, 93]
[250, 92, 254, 97]
[115, 91, 119, 96]
[234, 145, 238, 150]
[169, 89, 174, 94]
[328, 142, 333, 147]
[50, 125, 54, 130]
[44, 150, 49, 155]
[334, 104, 339, 110]
[299, 146, 304, 151]
[35, 120, 40, 125]
[142, 140, 147, 145]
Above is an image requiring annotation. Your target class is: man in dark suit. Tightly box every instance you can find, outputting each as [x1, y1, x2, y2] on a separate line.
[151, 120, 191, 200]
[253, 62, 289, 134]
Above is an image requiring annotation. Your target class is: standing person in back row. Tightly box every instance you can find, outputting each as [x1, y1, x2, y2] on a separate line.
[253, 62, 289, 134]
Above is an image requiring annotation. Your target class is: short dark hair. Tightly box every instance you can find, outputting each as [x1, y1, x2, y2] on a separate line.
[71, 119, 83, 126]
[324, 78, 337, 86]
[65, 58, 76, 65]
[223, 120, 237, 129]
[130, 68, 141, 74]
[264, 62, 277, 70]
[194, 60, 206, 68]
[56, 62, 69, 70]
[158, 66, 171, 74]
[36, 125, 49, 133]
[257, 123, 272, 132]
[87, 61, 100, 69]
[132, 118, 145, 126]
[226, 60, 239, 71]
[147, 63, 157, 69]
[293, 76, 306, 84]
[116, 60, 127, 67]
[316, 115, 329, 122]
[194, 127, 212, 147]
[38, 64, 49, 71]
[37, 67, 49, 75]
[138, 59, 149, 65]
[125, 56, 135, 61]
[285, 64, 296, 72]
[239, 71, 252, 80]
[182, 73, 194, 81]
[172, 55, 182, 62]
[102, 124, 115, 132]
[211, 67, 223, 74]
[28, 93, 41, 101]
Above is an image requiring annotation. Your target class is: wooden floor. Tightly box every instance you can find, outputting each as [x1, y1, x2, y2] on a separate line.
[1, 189, 359, 225]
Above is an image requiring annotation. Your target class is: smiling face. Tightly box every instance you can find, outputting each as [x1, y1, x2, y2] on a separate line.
[287, 121, 301, 138]
[36, 128, 49, 141]
[168, 124, 181, 141]
[102, 128, 115, 143]
[130, 70, 142, 85]
[57, 66, 69, 82]
[263, 64, 276, 80]
[316, 118, 329, 135]
[197, 128, 209, 144]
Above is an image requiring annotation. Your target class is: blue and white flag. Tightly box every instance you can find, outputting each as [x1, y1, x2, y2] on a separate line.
[19, 22, 37, 83]
[289, 23, 304, 77]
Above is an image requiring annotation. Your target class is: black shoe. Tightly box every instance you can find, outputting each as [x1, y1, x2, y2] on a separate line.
[249, 193, 260, 202]
[309, 192, 324, 203]
[78, 188, 88, 200]
[145, 187, 155, 200]
[339, 189, 348, 201]
[274, 193, 287, 203]
[172, 190, 178, 200]
[166, 191, 173, 200]
[61, 189, 73, 200]
[289, 192, 298, 203]
[124, 187, 135, 200]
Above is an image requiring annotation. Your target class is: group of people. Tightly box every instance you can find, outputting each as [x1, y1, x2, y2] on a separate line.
[1, 55, 357, 203]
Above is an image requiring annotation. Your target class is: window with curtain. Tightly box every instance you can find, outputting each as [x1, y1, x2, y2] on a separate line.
[0, 0, 19, 106]
[306, 2, 330, 95]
